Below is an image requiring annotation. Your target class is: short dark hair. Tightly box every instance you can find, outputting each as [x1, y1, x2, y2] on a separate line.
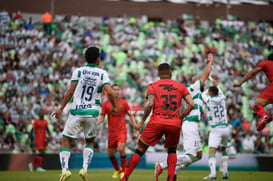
[111, 84, 119, 88]
[85, 46, 100, 63]
[268, 53, 273, 61]
[158, 63, 171, 74]
[209, 86, 219, 96]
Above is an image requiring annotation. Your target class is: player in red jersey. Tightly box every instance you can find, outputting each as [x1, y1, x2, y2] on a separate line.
[28, 110, 51, 172]
[98, 84, 136, 179]
[120, 63, 194, 181]
[234, 53, 273, 131]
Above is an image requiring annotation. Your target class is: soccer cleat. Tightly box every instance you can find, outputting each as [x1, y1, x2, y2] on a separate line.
[222, 173, 229, 179]
[79, 169, 89, 181]
[28, 163, 33, 172]
[37, 167, 46, 172]
[112, 169, 121, 179]
[257, 116, 272, 131]
[155, 162, 163, 181]
[59, 170, 72, 181]
[203, 175, 217, 180]
[119, 172, 125, 179]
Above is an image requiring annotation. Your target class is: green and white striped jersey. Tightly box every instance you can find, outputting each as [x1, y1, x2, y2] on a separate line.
[184, 79, 203, 122]
[202, 87, 228, 128]
[69, 64, 110, 117]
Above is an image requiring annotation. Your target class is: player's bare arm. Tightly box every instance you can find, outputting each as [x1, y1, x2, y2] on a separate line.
[233, 66, 263, 87]
[53, 81, 78, 120]
[200, 53, 214, 86]
[97, 114, 106, 125]
[103, 84, 117, 112]
[180, 94, 194, 121]
[135, 94, 155, 131]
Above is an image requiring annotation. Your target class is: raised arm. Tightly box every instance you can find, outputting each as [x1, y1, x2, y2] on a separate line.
[233, 66, 263, 87]
[135, 94, 155, 131]
[180, 94, 194, 121]
[200, 53, 214, 87]
[53, 82, 78, 119]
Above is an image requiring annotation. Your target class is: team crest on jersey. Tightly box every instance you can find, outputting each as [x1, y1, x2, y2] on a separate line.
[159, 84, 178, 92]
[118, 106, 122, 111]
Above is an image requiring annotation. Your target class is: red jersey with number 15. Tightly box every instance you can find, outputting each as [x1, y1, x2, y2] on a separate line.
[100, 98, 130, 136]
[256, 60, 273, 85]
[146, 79, 189, 127]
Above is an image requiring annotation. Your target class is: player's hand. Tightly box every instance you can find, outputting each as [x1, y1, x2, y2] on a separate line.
[233, 82, 241, 87]
[207, 53, 214, 64]
[134, 122, 144, 131]
[52, 109, 63, 120]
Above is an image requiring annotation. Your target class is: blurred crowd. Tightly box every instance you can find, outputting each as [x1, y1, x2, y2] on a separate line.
[0, 11, 273, 155]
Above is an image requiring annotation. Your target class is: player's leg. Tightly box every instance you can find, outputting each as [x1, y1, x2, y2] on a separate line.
[121, 123, 162, 181]
[108, 147, 121, 178]
[59, 114, 79, 181]
[220, 147, 229, 179]
[36, 148, 46, 171]
[254, 89, 273, 131]
[79, 117, 97, 181]
[120, 139, 149, 181]
[164, 125, 181, 181]
[59, 137, 72, 181]
[204, 131, 219, 180]
[117, 141, 127, 178]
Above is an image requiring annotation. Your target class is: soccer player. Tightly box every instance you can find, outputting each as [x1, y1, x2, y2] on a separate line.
[120, 63, 195, 181]
[97, 84, 136, 179]
[28, 110, 51, 172]
[53, 46, 116, 181]
[233, 53, 273, 131]
[202, 83, 230, 180]
[155, 53, 214, 181]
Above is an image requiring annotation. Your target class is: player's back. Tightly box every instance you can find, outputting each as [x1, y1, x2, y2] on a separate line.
[70, 65, 110, 117]
[147, 79, 189, 126]
[205, 93, 228, 128]
[257, 60, 273, 84]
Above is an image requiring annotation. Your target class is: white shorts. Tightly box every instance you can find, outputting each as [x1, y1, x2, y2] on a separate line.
[208, 126, 230, 149]
[62, 114, 98, 140]
[182, 121, 202, 156]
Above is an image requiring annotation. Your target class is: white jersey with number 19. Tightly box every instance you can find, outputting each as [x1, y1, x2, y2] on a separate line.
[69, 64, 110, 117]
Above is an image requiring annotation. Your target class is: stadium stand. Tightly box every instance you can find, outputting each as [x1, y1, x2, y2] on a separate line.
[0, 11, 273, 155]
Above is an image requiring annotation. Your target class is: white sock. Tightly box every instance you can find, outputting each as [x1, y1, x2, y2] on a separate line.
[175, 154, 193, 174]
[160, 161, 168, 169]
[59, 147, 71, 173]
[82, 145, 94, 170]
[208, 155, 216, 176]
[221, 155, 229, 174]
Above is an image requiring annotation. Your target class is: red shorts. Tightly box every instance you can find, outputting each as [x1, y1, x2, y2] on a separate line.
[108, 133, 127, 149]
[258, 85, 273, 103]
[35, 139, 46, 150]
[140, 123, 181, 148]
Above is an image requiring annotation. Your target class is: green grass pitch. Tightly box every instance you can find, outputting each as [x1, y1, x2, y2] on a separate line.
[0, 170, 273, 181]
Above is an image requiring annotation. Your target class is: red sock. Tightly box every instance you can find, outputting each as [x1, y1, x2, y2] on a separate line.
[110, 156, 120, 171]
[124, 153, 141, 179]
[37, 156, 43, 167]
[254, 105, 267, 118]
[167, 154, 177, 181]
[32, 156, 39, 166]
[120, 155, 127, 172]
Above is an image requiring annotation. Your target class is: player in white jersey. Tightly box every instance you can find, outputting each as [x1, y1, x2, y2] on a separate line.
[202, 84, 230, 180]
[155, 53, 214, 181]
[53, 47, 117, 181]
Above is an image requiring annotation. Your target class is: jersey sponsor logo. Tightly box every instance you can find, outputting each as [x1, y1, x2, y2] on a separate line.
[82, 70, 99, 76]
[159, 84, 178, 92]
[75, 103, 92, 110]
